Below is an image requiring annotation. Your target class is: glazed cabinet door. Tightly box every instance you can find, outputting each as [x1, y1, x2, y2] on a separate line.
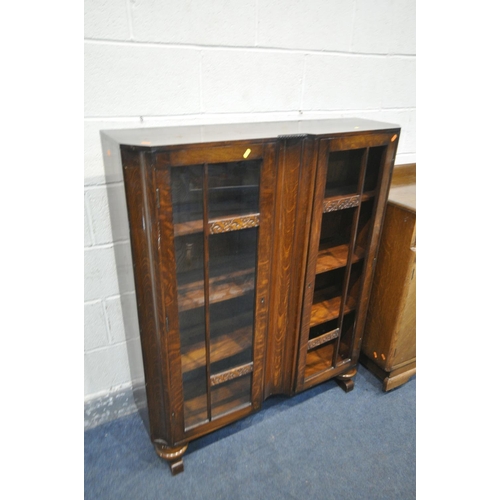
[295, 131, 399, 392]
[155, 142, 276, 441]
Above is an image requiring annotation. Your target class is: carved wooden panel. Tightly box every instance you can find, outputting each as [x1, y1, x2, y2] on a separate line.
[323, 195, 360, 213]
[210, 362, 254, 386]
[307, 328, 339, 350]
[209, 214, 260, 234]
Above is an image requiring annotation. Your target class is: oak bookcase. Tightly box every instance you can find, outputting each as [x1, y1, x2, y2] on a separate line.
[361, 164, 416, 391]
[100, 118, 400, 474]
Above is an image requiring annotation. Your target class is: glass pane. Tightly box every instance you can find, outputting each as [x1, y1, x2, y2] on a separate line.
[316, 208, 357, 274]
[211, 373, 252, 419]
[310, 267, 345, 328]
[338, 311, 356, 364]
[170, 165, 208, 429]
[309, 319, 338, 342]
[363, 146, 385, 193]
[208, 160, 261, 219]
[208, 227, 257, 379]
[171, 165, 204, 236]
[345, 260, 363, 312]
[305, 340, 337, 379]
[207, 159, 259, 414]
[320, 208, 355, 247]
[325, 149, 364, 198]
[354, 199, 375, 256]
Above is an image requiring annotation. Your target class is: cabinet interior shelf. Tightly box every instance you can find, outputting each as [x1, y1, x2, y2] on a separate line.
[316, 244, 364, 274]
[177, 267, 255, 312]
[304, 344, 351, 379]
[310, 292, 357, 328]
[181, 324, 253, 374]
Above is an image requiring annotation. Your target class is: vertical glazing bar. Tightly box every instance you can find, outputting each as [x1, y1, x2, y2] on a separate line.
[333, 148, 369, 368]
[202, 163, 212, 421]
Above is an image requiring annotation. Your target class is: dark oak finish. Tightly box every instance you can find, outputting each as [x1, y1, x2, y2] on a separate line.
[361, 164, 416, 391]
[295, 132, 399, 393]
[100, 118, 400, 474]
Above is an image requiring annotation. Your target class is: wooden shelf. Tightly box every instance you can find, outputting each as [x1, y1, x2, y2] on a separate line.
[177, 267, 255, 312]
[362, 190, 376, 201]
[310, 291, 356, 328]
[316, 243, 364, 274]
[181, 325, 253, 374]
[174, 219, 203, 237]
[304, 344, 352, 380]
[324, 184, 358, 199]
[305, 342, 334, 378]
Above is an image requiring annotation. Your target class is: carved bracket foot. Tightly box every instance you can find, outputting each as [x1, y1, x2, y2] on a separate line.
[335, 368, 357, 393]
[154, 442, 188, 475]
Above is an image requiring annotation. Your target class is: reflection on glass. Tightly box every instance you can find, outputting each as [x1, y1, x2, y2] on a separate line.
[171, 165, 203, 225]
[363, 146, 384, 193]
[171, 159, 261, 428]
[208, 226, 257, 413]
[171, 165, 208, 429]
[209, 228, 257, 371]
[354, 200, 374, 256]
[208, 161, 260, 219]
[338, 312, 356, 363]
[319, 208, 355, 248]
[211, 373, 252, 418]
[325, 149, 364, 198]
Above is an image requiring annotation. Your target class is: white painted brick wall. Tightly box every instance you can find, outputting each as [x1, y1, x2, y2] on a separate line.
[202, 50, 304, 113]
[131, 0, 257, 46]
[257, 0, 355, 51]
[84, 0, 130, 40]
[303, 54, 387, 110]
[85, 43, 201, 116]
[84, 0, 416, 406]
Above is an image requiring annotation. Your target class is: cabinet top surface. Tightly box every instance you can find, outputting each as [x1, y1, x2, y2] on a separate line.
[100, 118, 400, 148]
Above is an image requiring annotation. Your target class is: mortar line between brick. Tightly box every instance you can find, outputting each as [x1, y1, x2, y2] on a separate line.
[125, 0, 134, 41]
[101, 299, 113, 345]
[84, 240, 130, 251]
[84, 338, 140, 355]
[84, 191, 96, 246]
[83, 38, 416, 58]
[84, 181, 124, 190]
[350, 0, 358, 52]
[84, 378, 145, 402]
[255, 0, 259, 47]
[299, 54, 307, 113]
[199, 51, 204, 114]
[85, 293, 134, 307]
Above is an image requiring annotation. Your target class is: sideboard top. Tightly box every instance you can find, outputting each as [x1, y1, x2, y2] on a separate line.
[100, 118, 400, 149]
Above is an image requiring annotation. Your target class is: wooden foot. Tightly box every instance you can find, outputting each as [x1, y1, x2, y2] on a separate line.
[335, 368, 357, 393]
[154, 442, 188, 475]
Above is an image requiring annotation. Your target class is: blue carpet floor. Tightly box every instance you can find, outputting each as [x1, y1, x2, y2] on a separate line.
[84, 364, 416, 499]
